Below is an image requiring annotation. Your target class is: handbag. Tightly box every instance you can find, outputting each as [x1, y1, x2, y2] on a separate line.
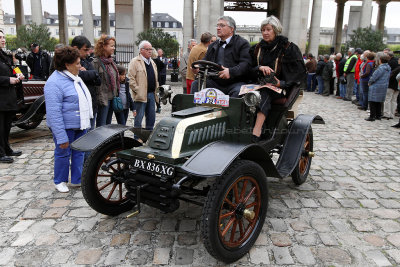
[112, 96, 123, 112]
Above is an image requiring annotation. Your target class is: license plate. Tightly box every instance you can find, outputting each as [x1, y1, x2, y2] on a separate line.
[132, 158, 175, 177]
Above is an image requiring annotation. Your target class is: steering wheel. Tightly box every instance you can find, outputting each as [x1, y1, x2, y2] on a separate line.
[191, 60, 223, 77]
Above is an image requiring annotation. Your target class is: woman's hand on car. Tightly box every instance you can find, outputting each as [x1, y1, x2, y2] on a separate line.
[259, 66, 273, 76]
[59, 142, 69, 149]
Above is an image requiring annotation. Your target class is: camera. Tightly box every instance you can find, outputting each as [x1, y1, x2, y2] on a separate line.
[258, 71, 277, 85]
[15, 49, 27, 65]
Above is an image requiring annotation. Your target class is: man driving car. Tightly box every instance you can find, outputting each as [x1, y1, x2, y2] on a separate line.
[190, 16, 251, 97]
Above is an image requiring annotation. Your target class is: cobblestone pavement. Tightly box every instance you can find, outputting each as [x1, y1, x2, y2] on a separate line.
[1, 87, 400, 266]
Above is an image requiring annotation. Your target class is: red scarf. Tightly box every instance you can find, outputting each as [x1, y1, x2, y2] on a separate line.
[100, 57, 120, 93]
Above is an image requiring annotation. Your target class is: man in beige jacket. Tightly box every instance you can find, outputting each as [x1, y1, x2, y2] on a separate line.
[128, 40, 159, 130]
[186, 32, 213, 94]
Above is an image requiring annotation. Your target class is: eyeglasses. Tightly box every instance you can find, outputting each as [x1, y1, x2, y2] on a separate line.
[142, 48, 153, 51]
[216, 23, 228, 28]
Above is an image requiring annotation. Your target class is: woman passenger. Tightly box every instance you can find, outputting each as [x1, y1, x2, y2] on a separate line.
[249, 16, 306, 142]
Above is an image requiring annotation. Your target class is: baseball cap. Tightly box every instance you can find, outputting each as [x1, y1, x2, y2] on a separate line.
[30, 43, 39, 48]
[355, 48, 363, 54]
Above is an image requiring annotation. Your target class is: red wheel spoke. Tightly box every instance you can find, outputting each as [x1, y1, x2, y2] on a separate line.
[106, 183, 117, 200]
[220, 211, 235, 220]
[221, 217, 236, 237]
[119, 183, 123, 200]
[109, 166, 118, 173]
[229, 220, 238, 242]
[238, 219, 244, 236]
[246, 201, 257, 209]
[233, 183, 239, 203]
[98, 181, 113, 191]
[243, 186, 256, 203]
[239, 180, 248, 202]
[98, 174, 112, 177]
[224, 197, 236, 208]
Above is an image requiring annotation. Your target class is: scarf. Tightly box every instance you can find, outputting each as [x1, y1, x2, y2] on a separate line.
[60, 70, 93, 130]
[258, 36, 289, 70]
[100, 57, 120, 93]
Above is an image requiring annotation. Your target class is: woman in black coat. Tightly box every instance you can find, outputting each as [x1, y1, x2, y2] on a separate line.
[0, 30, 24, 163]
[249, 16, 306, 142]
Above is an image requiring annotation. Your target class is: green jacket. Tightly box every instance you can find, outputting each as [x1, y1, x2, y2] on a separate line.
[344, 54, 357, 73]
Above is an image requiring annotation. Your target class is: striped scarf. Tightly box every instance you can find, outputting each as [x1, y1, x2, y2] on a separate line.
[100, 57, 120, 93]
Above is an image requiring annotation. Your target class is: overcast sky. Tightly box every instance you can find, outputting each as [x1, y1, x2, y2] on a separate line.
[3, 0, 400, 28]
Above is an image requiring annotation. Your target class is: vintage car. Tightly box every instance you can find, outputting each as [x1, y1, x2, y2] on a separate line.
[13, 79, 46, 130]
[71, 60, 324, 263]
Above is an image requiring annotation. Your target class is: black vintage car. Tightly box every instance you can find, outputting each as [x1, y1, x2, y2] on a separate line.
[72, 60, 324, 263]
[13, 79, 46, 130]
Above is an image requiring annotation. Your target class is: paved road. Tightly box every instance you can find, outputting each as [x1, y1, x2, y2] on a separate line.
[1, 89, 400, 266]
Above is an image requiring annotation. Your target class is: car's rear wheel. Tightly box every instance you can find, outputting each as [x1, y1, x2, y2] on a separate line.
[291, 127, 313, 185]
[82, 136, 139, 216]
[201, 160, 268, 263]
[16, 113, 44, 130]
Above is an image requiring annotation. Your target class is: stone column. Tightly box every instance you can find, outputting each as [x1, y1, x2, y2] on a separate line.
[132, 0, 144, 50]
[376, 0, 390, 32]
[143, 0, 151, 30]
[359, 0, 372, 28]
[196, 0, 210, 39]
[209, 0, 223, 35]
[334, 0, 346, 53]
[298, 0, 310, 53]
[58, 0, 68, 44]
[14, 0, 25, 30]
[31, 0, 43, 24]
[308, 0, 322, 57]
[287, 0, 301, 46]
[281, 0, 291, 36]
[101, 0, 110, 35]
[183, 0, 194, 49]
[82, 0, 94, 44]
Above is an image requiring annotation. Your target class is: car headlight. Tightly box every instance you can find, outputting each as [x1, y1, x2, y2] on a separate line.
[243, 90, 261, 107]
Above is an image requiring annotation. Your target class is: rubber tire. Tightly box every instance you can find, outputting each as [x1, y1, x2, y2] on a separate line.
[201, 160, 268, 263]
[291, 127, 313, 185]
[82, 136, 138, 216]
[16, 113, 44, 130]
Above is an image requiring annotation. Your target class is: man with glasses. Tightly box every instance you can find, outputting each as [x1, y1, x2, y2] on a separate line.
[71, 36, 101, 130]
[128, 40, 159, 131]
[191, 16, 251, 97]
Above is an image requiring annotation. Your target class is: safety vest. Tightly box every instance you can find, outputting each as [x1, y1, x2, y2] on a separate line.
[344, 54, 358, 73]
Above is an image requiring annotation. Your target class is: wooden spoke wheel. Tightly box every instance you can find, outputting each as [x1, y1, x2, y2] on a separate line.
[81, 136, 138, 216]
[201, 160, 268, 263]
[291, 127, 313, 185]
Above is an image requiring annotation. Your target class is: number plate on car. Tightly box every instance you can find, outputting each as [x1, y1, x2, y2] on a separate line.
[132, 158, 175, 177]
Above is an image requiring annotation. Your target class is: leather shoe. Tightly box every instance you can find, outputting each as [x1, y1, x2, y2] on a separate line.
[7, 150, 22, 157]
[358, 106, 367, 111]
[365, 117, 375, 121]
[0, 156, 14, 163]
[391, 123, 400, 128]
[251, 134, 261, 143]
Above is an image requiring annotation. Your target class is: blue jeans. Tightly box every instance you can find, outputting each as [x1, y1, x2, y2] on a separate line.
[96, 100, 112, 127]
[339, 81, 346, 98]
[354, 81, 359, 101]
[114, 109, 129, 125]
[191, 79, 244, 97]
[134, 92, 156, 130]
[307, 73, 316, 92]
[316, 75, 324, 94]
[361, 81, 369, 109]
[53, 129, 87, 185]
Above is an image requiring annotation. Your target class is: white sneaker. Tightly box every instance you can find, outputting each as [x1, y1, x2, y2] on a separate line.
[55, 182, 69, 193]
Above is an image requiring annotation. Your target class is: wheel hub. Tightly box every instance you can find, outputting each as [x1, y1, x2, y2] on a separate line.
[235, 203, 245, 219]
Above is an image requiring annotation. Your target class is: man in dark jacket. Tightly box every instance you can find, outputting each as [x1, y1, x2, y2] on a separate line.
[315, 55, 325, 94]
[322, 55, 333, 96]
[71, 36, 101, 130]
[191, 16, 251, 97]
[336, 53, 347, 99]
[26, 43, 51, 80]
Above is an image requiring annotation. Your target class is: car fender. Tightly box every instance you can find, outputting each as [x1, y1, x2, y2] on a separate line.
[276, 114, 324, 178]
[180, 140, 281, 178]
[71, 124, 142, 152]
[13, 95, 45, 126]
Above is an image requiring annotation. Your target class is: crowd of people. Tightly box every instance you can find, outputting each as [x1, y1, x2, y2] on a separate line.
[305, 47, 400, 125]
[2, 14, 399, 192]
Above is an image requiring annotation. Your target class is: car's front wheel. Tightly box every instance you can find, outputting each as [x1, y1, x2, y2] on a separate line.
[201, 160, 268, 263]
[291, 127, 313, 185]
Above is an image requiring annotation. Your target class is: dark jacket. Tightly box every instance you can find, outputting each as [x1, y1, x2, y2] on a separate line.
[389, 66, 400, 90]
[249, 36, 306, 91]
[316, 59, 325, 76]
[122, 78, 135, 111]
[0, 51, 17, 111]
[338, 58, 346, 77]
[204, 34, 251, 85]
[153, 57, 168, 76]
[305, 58, 317, 73]
[79, 57, 101, 113]
[26, 50, 51, 80]
[388, 56, 399, 71]
[322, 60, 333, 80]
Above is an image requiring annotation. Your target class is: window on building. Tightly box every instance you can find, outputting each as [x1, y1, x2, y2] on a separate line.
[110, 20, 115, 26]
[98, 30, 102, 36]
[71, 29, 75, 36]
[173, 22, 177, 28]
[10, 28, 15, 34]
[56, 29, 59, 35]
[250, 36, 254, 42]
[157, 22, 161, 28]
[46, 18, 51, 24]
[10, 18, 14, 23]
[165, 22, 169, 28]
